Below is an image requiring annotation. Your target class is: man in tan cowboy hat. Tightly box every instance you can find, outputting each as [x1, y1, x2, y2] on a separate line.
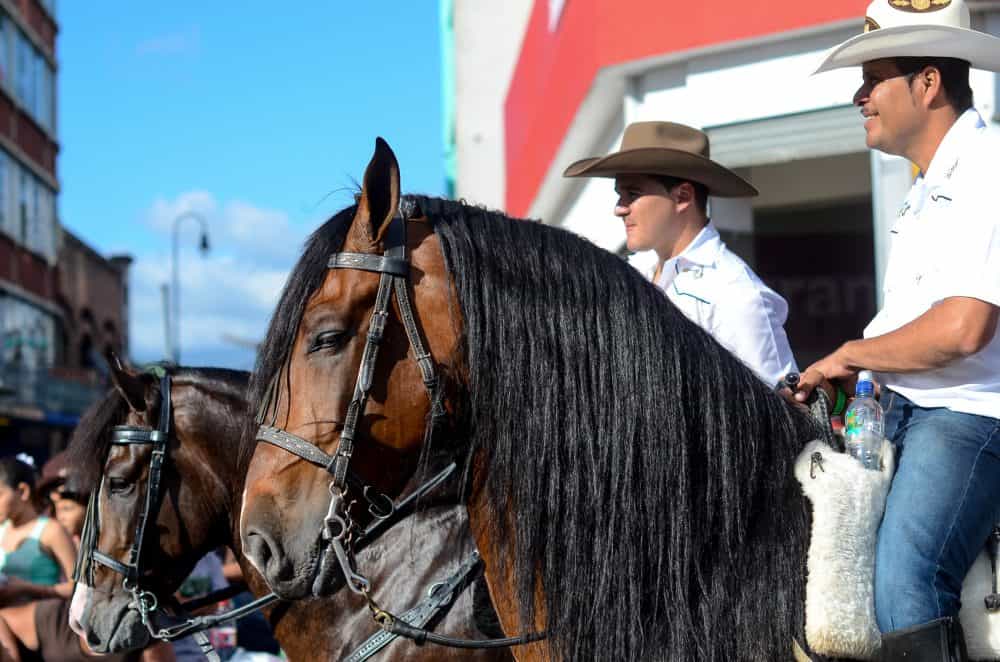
[794, 1, 1000, 658]
[564, 121, 797, 385]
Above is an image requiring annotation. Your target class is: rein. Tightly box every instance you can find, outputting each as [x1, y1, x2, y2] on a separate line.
[253, 209, 547, 652]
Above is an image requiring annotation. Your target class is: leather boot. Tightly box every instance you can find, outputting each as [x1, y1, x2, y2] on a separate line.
[879, 617, 968, 661]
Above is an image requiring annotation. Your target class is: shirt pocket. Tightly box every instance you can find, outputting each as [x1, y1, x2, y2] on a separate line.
[913, 186, 958, 299]
[883, 214, 930, 298]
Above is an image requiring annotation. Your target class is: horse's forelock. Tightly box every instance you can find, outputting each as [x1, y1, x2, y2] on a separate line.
[238, 206, 355, 472]
[67, 388, 134, 494]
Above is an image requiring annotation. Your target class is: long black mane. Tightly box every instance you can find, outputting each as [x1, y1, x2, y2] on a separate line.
[244, 195, 816, 661]
[70, 366, 250, 493]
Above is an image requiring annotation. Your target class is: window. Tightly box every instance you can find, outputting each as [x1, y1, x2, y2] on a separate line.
[15, 30, 32, 113]
[0, 151, 7, 237]
[8, 27, 55, 134]
[0, 15, 8, 86]
[42, 59, 54, 131]
[36, 181, 55, 260]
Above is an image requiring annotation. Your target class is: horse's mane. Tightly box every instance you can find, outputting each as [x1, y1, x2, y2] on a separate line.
[242, 194, 816, 660]
[412, 195, 816, 661]
[70, 366, 250, 494]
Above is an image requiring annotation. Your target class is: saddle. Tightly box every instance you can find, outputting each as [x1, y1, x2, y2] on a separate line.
[795, 442, 1000, 661]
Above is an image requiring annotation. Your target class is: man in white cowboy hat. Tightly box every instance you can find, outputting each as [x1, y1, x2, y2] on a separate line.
[795, 0, 1000, 658]
[563, 121, 797, 386]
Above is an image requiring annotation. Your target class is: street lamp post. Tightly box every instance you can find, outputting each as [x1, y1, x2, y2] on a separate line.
[171, 211, 210, 364]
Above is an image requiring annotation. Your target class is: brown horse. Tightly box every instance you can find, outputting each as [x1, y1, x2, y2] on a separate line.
[67, 361, 510, 661]
[239, 139, 820, 661]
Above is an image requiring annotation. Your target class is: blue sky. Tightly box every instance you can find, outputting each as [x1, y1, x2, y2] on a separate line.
[57, 2, 445, 369]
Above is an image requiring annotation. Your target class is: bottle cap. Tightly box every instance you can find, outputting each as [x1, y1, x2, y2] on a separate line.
[855, 370, 875, 397]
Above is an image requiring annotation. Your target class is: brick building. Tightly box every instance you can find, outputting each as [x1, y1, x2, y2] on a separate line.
[55, 231, 130, 372]
[0, 1, 130, 463]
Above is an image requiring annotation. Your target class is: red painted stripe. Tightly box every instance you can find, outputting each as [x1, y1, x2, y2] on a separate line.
[504, 0, 868, 216]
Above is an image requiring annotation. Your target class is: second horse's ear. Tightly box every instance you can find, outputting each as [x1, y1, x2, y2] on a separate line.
[106, 350, 148, 413]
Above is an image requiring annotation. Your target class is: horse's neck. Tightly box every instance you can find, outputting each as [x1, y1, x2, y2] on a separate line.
[174, 384, 245, 549]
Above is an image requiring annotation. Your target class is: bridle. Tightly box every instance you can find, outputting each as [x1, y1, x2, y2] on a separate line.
[76, 372, 277, 661]
[253, 203, 546, 651]
[254, 207, 441, 597]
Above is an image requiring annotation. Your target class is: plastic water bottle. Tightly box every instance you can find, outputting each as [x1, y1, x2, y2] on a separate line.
[844, 370, 884, 470]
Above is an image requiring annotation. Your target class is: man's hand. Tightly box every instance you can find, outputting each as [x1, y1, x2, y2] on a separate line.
[795, 345, 856, 404]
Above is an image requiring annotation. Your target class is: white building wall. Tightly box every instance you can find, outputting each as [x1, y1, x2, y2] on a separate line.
[548, 15, 1000, 290]
[453, 0, 533, 209]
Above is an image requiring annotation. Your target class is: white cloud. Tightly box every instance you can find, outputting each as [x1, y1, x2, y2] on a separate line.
[128, 192, 316, 369]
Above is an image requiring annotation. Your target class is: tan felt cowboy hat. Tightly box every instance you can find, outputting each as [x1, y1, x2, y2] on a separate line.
[563, 121, 758, 198]
[815, 0, 1000, 73]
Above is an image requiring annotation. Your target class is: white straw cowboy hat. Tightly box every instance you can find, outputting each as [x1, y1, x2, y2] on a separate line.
[815, 0, 1000, 73]
[563, 121, 758, 198]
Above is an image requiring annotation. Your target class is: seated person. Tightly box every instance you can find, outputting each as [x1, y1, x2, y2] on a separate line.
[0, 454, 175, 662]
[0, 456, 76, 606]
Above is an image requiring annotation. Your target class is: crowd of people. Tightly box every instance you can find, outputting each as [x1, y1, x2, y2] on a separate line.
[0, 452, 268, 662]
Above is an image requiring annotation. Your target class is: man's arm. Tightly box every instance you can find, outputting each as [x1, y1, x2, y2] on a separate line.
[795, 296, 998, 401]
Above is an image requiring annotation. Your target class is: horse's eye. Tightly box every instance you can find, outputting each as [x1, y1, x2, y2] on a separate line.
[107, 477, 134, 496]
[309, 330, 348, 354]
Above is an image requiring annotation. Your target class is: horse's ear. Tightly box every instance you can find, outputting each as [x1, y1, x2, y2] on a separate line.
[353, 137, 401, 245]
[106, 349, 147, 413]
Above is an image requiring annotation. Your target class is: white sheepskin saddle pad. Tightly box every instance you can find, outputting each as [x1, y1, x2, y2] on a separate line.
[795, 440, 1000, 661]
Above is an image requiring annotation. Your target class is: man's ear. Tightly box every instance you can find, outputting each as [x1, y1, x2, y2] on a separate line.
[107, 350, 148, 413]
[920, 65, 947, 109]
[672, 181, 697, 213]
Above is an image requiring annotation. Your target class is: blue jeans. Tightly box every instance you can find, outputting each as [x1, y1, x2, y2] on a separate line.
[874, 390, 1000, 633]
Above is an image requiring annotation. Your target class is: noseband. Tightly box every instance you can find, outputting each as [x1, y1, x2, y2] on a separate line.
[77, 373, 277, 660]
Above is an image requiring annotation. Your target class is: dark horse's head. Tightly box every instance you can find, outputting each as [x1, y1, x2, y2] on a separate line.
[240, 139, 819, 661]
[68, 358, 249, 654]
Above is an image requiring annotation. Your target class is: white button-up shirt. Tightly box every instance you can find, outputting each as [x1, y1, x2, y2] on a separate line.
[631, 222, 798, 385]
[864, 109, 1000, 418]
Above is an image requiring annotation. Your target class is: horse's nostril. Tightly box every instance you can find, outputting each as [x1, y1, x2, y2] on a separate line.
[244, 528, 276, 572]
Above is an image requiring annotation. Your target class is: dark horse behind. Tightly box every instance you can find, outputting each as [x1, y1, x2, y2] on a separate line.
[66, 362, 510, 661]
[238, 138, 821, 661]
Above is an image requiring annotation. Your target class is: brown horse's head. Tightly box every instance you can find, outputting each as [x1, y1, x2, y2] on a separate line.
[240, 139, 461, 599]
[69, 358, 245, 654]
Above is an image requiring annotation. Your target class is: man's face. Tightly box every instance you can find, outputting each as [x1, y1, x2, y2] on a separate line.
[613, 174, 678, 254]
[853, 59, 922, 156]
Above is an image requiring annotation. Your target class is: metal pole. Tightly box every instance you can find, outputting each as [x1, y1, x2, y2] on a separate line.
[172, 222, 179, 363]
[161, 283, 172, 360]
[170, 212, 210, 364]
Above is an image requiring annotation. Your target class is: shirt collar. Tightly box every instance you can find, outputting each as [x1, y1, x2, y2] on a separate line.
[922, 108, 984, 187]
[675, 221, 723, 269]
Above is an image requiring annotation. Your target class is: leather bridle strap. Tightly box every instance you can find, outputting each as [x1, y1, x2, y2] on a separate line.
[343, 550, 483, 662]
[256, 213, 439, 501]
[88, 373, 279, 657]
[92, 374, 172, 587]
